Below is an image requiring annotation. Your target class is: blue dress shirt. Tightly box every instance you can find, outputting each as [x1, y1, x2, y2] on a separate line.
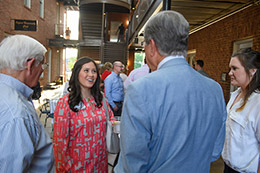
[0, 73, 54, 172]
[104, 72, 124, 108]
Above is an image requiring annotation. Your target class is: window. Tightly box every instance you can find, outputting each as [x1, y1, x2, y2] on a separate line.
[134, 52, 145, 69]
[24, 0, 31, 8]
[186, 49, 196, 67]
[40, 0, 44, 18]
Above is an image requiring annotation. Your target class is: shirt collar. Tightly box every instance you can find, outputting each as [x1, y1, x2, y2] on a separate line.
[111, 71, 120, 77]
[0, 73, 33, 99]
[157, 55, 184, 70]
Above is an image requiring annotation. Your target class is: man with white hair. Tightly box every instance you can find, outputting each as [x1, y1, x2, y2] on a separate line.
[115, 11, 227, 172]
[0, 35, 54, 172]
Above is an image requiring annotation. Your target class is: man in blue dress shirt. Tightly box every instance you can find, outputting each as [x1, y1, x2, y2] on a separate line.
[104, 61, 124, 116]
[115, 11, 227, 173]
[0, 35, 54, 172]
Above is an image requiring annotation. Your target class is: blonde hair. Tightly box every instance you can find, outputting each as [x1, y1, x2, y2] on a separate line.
[104, 62, 113, 71]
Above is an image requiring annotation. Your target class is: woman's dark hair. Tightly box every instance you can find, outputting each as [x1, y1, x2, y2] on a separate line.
[231, 48, 260, 111]
[68, 57, 103, 112]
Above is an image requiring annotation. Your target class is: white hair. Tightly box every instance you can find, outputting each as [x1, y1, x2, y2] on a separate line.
[144, 11, 189, 57]
[0, 34, 47, 71]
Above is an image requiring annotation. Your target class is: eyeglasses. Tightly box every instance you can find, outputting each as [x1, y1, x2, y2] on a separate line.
[116, 65, 124, 68]
[41, 63, 49, 70]
[27, 58, 48, 70]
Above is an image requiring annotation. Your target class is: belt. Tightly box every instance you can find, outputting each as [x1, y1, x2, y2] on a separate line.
[114, 101, 123, 104]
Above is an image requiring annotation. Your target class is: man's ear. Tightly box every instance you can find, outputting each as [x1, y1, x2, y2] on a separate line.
[150, 39, 159, 57]
[249, 68, 257, 77]
[26, 58, 35, 75]
[150, 39, 165, 64]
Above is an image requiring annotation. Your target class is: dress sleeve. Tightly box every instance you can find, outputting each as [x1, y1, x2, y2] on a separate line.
[53, 97, 72, 172]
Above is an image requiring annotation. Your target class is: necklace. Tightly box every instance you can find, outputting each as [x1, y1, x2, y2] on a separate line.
[86, 97, 95, 111]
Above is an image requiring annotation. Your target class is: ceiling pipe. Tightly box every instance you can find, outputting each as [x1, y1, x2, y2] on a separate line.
[163, 0, 171, 10]
[80, 0, 130, 9]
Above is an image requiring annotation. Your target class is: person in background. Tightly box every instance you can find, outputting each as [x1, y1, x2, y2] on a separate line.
[117, 23, 125, 42]
[222, 48, 260, 173]
[124, 59, 150, 90]
[114, 11, 227, 173]
[119, 64, 128, 82]
[194, 59, 211, 78]
[53, 57, 114, 172]
[32, 81, 42, 100]
[0, 34, 54, 172]
[62, 80, 69, 96]
[65, 26, 71, 39]
[104, 61, 124, 116]
[101, 62, 113, 82]
[98, 64, 105, 91]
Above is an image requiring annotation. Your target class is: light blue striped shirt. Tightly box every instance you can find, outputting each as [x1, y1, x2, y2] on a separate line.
[104, 72, 124, 108]
[0, 73, 54, 173]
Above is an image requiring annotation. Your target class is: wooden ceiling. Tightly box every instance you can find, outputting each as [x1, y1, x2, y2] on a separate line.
[170, 0, 256, 33]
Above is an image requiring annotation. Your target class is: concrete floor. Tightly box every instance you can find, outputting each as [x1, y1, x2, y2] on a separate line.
[211, 157, 224, 173]
[34, 86, 224, 173]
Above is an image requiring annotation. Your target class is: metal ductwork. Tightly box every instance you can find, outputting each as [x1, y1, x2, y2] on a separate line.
[80, 0, 130, 9]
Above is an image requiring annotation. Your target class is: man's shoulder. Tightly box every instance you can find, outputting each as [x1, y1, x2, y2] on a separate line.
[134, 64, 149, 71]
[57, 94, 69, 105]
[128, 71, 158, 91]
[0, 84, 33, 121]
[0, 83, 20, 105]
[1, 82, 39, 112]
[105, 72, 114, 81]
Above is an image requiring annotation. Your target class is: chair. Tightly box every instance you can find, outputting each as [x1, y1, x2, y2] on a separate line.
[39, 99, 50, 118]
[44, 113, 54, 129]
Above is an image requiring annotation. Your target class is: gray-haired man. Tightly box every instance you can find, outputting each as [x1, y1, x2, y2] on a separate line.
[0, 35, 54, 172]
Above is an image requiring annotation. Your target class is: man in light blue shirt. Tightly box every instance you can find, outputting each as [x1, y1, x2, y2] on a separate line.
[0, 35, 54, 172]
[104, 61, 124, 116]
[115, 11, 227, 173]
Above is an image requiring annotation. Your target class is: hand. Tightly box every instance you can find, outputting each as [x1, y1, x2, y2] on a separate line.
[113, 105, 119, 111]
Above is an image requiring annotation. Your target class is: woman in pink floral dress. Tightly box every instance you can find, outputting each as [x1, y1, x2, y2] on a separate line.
[53, 57, 114, 172]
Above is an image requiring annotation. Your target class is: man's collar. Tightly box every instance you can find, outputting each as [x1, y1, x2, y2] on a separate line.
[157, 55, 185, 70]
[111, 71, 120, 76]
[0, 73, 33, 99]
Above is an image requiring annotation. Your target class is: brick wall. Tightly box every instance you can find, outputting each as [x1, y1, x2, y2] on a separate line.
[0, 0, 65, 87]
[188, 5, 260, 103]
[0, 0, 58, 45]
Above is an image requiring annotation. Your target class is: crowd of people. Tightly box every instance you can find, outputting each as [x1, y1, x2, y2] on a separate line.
[0, 10, 259, 173]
